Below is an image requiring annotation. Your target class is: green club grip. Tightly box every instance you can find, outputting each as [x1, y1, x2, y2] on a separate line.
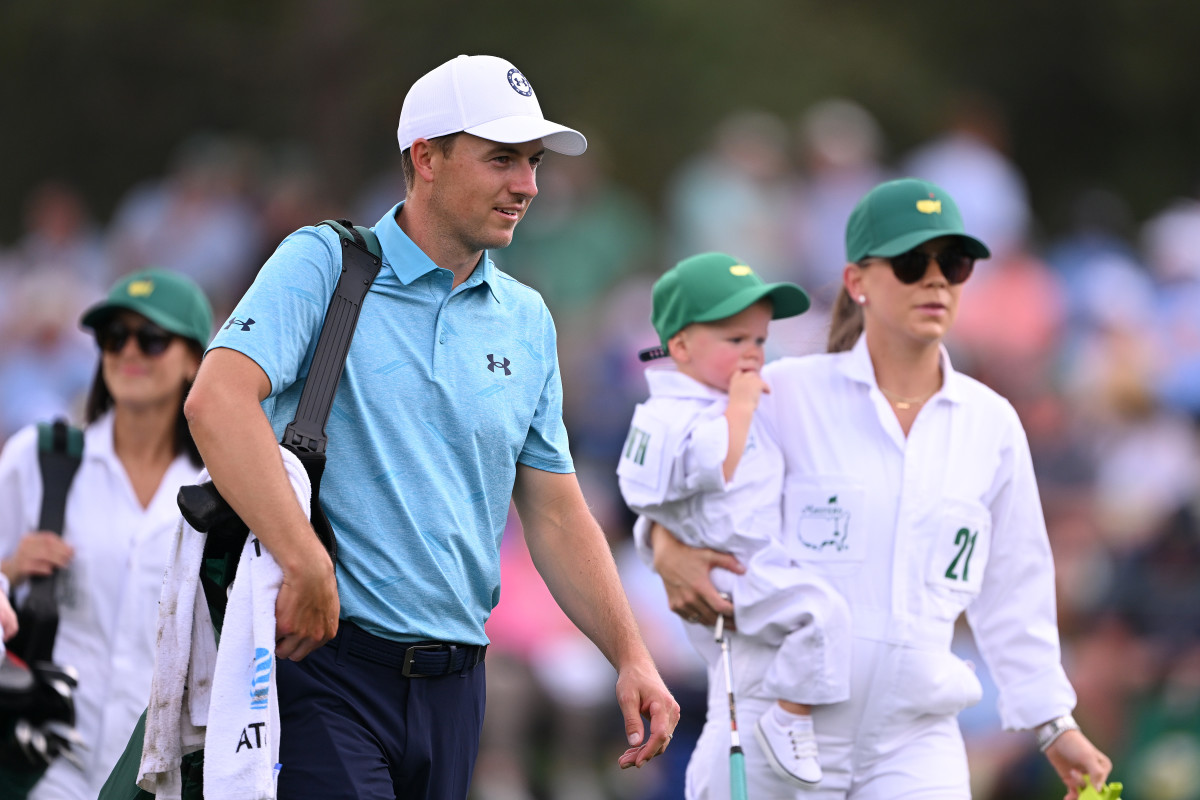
[730, 748, 748, 800]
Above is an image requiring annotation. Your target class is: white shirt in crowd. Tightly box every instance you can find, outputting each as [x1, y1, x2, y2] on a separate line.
[0, 412, 198, 799]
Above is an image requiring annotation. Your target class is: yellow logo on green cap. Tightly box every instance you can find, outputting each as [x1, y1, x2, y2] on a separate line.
[729, 265, 753, 277]
[916, 198, 942, 214]
[128, 280, 155, 297]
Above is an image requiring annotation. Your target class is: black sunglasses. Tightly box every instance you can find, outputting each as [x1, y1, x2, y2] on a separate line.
[96, 321, 176, 356]
[868, 247, 975, 285]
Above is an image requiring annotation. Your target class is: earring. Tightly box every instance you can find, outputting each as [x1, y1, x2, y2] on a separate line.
[857, 295, 866, 305]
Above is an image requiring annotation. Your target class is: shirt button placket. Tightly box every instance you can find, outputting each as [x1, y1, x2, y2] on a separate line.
[436, 274, 453, 350]
[433, 291, 451, 376]
[894, 443, 919, 626]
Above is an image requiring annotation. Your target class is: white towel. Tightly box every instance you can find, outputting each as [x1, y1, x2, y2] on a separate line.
[204, 447, 310, 799]
[138, 501, 209, 799]
[200, 529, 283, 797]
[139, 447, 311, 800]
[187, 583, 218, 730]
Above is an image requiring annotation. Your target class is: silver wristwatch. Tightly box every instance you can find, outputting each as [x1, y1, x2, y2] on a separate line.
[1035, 713, 1080, 751]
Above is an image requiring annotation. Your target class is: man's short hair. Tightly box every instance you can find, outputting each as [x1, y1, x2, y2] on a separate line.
[400, 133, 461, 193]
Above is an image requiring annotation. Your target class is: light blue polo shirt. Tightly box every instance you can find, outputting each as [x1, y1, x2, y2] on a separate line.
[208, 203, 574, 646]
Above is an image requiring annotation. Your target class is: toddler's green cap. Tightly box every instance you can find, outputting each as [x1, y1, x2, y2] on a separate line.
[651, 252, 810, 347]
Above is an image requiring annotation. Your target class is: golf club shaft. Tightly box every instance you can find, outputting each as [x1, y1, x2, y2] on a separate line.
[716, 613, 749, 800]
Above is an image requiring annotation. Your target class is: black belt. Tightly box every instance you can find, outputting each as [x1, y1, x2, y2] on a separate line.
[340, 621, 487, 678]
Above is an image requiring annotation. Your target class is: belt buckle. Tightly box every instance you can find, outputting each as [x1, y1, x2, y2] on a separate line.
[401, 644, 445, 678]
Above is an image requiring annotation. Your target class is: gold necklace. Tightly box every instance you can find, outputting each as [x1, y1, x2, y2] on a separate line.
[878, 386, 935, 410]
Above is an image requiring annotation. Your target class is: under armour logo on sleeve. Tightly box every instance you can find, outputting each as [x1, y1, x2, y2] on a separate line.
[224, 316, 256, 332]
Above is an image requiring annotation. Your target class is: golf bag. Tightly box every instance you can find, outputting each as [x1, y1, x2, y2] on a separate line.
[0, 420, 85, 796]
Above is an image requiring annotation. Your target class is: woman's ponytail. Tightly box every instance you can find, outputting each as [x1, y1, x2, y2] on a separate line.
[826, 286, 863, 353]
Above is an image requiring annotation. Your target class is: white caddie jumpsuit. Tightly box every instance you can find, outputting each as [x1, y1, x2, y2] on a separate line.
[620, 366, 852, 797]
[676, 336, 1078, 800]
[0, 412, 198, 800]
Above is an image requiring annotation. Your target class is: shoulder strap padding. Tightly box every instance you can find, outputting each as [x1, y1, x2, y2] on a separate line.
[36, 419, 84, 536]
[320, 219, 382, 261]
[36, 419, 84, 460]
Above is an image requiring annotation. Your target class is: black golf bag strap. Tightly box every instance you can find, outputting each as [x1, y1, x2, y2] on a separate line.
[16, 421, 84, 663]
[281, 220, 382, 456]
[178, 219, 382, 567]
[278, 220, 382, 559]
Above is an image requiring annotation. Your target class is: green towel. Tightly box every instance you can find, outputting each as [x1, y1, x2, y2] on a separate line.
[97, 709, 205, 800]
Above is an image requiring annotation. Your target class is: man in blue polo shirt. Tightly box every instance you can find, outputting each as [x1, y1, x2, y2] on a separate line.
[184, 54, 679, 798]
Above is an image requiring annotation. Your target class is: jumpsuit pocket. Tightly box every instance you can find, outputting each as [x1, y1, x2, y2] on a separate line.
[617, 403, 677, 499]
[923, 497, 992, 619]
[888, 647, 983, 720]
[782, 477, 866, 576]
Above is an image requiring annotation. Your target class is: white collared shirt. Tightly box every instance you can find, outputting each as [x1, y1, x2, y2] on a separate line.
[619, 366, 782, 560]
[758, 335, 1076, 730]
[0, 412, 200, 798]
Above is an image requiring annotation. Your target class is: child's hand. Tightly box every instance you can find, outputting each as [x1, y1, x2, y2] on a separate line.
[723, 369, 769, 481]
[727, 369, 769, 411]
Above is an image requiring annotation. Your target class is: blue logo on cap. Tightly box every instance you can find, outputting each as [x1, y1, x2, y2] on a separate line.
[507, 68, 532, 96]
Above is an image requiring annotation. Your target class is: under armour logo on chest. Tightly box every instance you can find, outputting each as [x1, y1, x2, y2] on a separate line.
[487, 354, 511, 376]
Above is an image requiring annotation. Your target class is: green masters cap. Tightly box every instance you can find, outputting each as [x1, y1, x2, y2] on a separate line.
[651, 252, 810, 347]
[845, 178, 991, 263]
[80, 268, 214, 348]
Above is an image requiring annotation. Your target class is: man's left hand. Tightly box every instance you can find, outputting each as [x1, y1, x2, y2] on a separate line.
[615, 659, 680, 769]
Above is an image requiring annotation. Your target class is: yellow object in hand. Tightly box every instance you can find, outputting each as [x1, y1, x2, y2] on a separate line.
[1078, 777, 1123, 800]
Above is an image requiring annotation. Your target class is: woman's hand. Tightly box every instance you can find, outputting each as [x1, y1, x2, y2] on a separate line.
[1044, 729, 1112, 800]
[649, 521, 743, 627]
[1, 532, 74, 587]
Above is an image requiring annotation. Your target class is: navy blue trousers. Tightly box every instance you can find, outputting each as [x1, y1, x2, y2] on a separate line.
[275, 621, 486, 799]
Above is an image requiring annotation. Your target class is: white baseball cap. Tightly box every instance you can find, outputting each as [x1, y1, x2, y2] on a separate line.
[397, 55, 587, 156]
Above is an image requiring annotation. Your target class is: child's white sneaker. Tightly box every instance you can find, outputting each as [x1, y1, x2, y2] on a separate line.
[754, 705, 821, 787]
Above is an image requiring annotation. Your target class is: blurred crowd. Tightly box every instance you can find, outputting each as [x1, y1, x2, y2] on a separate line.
[2, 93, 1199, 800]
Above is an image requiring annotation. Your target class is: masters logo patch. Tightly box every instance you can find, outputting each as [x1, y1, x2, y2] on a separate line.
[916, 197, 942, 214]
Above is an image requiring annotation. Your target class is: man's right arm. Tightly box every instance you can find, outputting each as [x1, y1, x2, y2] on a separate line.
[184, 347, 338, 660]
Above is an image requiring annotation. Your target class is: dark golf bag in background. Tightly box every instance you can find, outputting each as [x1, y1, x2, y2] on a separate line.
[0, 653, 83, 794]
[0, 421, 86, 796]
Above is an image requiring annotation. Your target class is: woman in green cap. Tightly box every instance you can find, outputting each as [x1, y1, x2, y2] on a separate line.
[0, 268, 212, 799]
[642, 179, 1113, 799]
